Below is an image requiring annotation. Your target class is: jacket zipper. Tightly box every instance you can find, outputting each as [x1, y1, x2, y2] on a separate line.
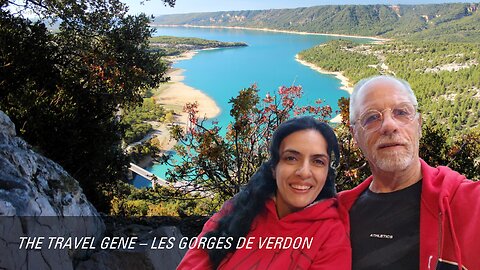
[435, 211, 443, 270]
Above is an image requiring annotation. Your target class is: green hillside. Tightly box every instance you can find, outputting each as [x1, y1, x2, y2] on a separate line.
[407, 9, 480, 42]
[153, 3, 480, 42]
[299, 40, 480, 137]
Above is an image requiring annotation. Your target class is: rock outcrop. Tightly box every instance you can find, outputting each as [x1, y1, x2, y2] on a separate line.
[0, 111, 191, 269]
[0, 111, 105, 269]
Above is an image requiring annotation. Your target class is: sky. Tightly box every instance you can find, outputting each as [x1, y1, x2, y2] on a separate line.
[123, 0, 477, 15]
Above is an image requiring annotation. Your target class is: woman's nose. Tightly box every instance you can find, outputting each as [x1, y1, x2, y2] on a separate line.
[295, 162, 312, 179]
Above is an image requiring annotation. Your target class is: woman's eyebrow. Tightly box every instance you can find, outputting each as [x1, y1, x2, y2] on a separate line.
[282, 149, 329, 158]
[282, 149, 300, 154]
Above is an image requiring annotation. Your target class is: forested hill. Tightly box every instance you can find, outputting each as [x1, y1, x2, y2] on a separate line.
[153, 3, 480, 42]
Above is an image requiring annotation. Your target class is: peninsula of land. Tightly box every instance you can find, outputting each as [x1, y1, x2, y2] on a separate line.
[127, 62, 221, 168]
[127, 37, 245, 163]
[127, 50, 222, 169]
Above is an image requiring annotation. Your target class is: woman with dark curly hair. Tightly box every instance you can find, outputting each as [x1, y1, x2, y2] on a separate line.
[177, 116, 351, 269]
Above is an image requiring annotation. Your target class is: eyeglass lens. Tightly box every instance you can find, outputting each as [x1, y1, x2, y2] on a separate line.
[359, 103, 416, 130]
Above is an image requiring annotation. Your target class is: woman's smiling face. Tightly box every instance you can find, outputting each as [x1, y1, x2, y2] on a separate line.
[274, 129, 330, 219]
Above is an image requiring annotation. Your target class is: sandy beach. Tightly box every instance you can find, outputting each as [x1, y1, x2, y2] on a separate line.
[165, 48, 219, 63]
[158, 68, 221, 123]
[127, 67, 220, 155]
[166, 51, 198, 63]
[294, 54, 352, 123]
[138, 62, 221, 156]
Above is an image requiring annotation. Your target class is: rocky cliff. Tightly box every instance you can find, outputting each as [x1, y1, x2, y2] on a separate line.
[0, 110, 105, 269]
[0, 111, 188, 269]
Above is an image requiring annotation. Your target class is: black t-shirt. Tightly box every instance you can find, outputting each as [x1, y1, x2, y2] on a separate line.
[350, 180, 422, 270]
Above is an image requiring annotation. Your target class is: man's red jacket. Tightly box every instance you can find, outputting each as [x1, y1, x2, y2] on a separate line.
[338, 159, 480, 270]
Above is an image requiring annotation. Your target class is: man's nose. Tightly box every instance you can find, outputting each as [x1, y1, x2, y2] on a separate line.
[379, 111, 399, 134]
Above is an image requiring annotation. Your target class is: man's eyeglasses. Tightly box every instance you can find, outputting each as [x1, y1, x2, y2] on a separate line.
[354, 103, 418, 132]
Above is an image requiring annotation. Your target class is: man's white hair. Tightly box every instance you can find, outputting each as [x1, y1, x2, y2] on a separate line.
[349, 75, 418, 125]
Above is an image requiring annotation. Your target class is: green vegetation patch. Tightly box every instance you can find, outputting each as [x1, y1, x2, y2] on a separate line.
[300, 39, 480, 138]
[122, 97, 168, 145]
[109, 182, 222, 216]
[298, 40, 379, 84]
[149, 36, 247, 56]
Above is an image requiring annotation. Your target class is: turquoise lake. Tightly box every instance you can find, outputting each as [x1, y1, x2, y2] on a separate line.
[133, 26, 372, 188]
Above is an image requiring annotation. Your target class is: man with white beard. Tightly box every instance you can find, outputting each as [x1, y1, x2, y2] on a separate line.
[338, 75, 480, 270]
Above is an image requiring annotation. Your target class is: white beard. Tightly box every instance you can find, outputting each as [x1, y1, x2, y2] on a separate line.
[374, 150, 413, 172]
[370, 134, 418, 172]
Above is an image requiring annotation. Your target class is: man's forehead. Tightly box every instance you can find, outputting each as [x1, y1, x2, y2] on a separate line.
[356, 78, 411, 106]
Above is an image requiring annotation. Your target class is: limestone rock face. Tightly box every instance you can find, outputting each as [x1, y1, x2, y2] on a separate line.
[0, 111, 105, 269]
[0, 111, 192, 269]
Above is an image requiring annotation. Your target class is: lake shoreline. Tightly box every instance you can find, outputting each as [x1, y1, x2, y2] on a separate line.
[294, 54, 353, 95]
[159, 65, 221, 120]
[154, 65, 221, 144]
[153, 24, 390, 43]
[294, 55, 352, 123]
[154, 25, 361, 125]
[131, 56, 221, 172]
